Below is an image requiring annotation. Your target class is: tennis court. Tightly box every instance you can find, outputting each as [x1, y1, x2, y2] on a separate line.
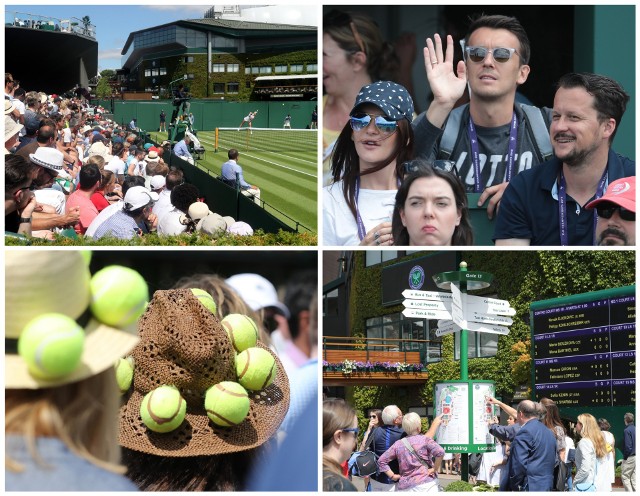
[150, 128, 318, 232]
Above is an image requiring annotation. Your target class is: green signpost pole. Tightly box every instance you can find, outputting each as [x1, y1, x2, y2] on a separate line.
[433, 261, 494, 484]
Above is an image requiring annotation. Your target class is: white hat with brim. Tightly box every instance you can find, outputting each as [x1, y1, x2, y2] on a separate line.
[5, 99, 16, 115]
[5, 115, 24, 141]
[29, 147, 64, 172]
[5, 251, 140, 390]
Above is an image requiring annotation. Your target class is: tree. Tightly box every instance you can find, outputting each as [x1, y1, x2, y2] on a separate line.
[96, 70, 116, 99]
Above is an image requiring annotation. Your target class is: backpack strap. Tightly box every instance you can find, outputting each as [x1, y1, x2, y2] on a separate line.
[439, 105, 467, 159]
[364, 426, 377, 451]
[519, 103, 553, 161]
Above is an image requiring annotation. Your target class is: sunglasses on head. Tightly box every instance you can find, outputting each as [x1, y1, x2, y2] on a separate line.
[465, 46, 519, 64]
[402, 159, 458, 176]
[324, 9, 366, 54]
[350, 113, 398, 134]
[596, 205, 635, 222]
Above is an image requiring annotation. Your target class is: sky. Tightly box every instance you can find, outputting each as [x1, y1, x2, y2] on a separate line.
[6, 4, 319, 73]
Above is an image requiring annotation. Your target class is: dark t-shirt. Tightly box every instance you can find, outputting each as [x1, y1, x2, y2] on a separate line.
[5, 210, 20, 233]
[322, 469, 357, 491]
[370, 425, 406, 484]
[412, 104, 553, 190]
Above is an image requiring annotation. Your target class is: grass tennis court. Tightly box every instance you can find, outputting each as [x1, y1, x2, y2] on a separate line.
[149, 128, 317, 232]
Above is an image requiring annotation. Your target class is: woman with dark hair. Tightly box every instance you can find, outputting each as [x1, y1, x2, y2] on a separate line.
[323, 80, 415, 246]
[359, 409, 383, 451]
[540, 398, 567, 461]
[392, 160, 473, 246]
[598, 418, 616, 485]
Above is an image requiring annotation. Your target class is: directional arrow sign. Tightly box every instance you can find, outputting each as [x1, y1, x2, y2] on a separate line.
[466, 312, 513, 326]
[437, 319, 454, 329]
[465, 295, 516, 316]
[402, 290, 452, 302]
[450, 282, 467, 329]
[403, 300, 449, 311]
[402, 308, 452, 320]
[464, 321, 511, 335]
[436, 321, 462, 336]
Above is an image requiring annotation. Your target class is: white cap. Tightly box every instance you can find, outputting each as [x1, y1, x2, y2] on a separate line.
[123, 186, 159, 211]
[150, 175, 166, 191]
[226, 273, 290, 318]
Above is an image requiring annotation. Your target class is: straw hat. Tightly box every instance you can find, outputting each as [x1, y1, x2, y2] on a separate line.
[5, 251, 140, 389]
[118, 289, 290, 457]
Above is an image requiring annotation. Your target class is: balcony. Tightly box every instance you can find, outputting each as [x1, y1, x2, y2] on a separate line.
[322, 336, 435, 386]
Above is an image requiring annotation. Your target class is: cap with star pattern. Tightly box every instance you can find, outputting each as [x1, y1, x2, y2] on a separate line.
[350, 81, 414, 123]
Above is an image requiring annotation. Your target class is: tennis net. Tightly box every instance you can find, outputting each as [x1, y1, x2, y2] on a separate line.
[215, 127, 317, 154]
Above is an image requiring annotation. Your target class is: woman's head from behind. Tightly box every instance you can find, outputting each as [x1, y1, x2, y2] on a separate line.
[402, 412, 422, 436]
[392, 160, 473, 246]
[323, 9, 397, 90]
[576, 413, 607, 458]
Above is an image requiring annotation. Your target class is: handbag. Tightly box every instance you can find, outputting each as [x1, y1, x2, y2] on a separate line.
[575, 455, 598, 492]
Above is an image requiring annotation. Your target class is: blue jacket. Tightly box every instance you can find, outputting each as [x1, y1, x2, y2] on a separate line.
[370, 425, 406, 484]
[624, 424, 635, 458]
[502, 419, 557, 491]
[490, 422, 521, 443]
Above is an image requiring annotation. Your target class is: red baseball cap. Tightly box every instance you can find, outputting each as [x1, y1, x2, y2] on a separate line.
[586, 176, 635, 213]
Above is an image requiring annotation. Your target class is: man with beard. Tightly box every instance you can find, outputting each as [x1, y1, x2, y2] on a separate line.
[494, 72, 634, 245]
[586, 176, 635, 246]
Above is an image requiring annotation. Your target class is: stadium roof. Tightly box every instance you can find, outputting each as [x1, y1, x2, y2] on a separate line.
[122, 17, 316, 54]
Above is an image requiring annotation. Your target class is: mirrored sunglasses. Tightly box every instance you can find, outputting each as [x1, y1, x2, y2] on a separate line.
[465, 46, 519, 63]
[596, 205, 635, 222]
[350, 113, 398, 134]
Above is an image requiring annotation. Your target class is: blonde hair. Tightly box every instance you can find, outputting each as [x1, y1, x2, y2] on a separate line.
[402, 412, 422, 435]
[577, 413, 607, 459]
[5, 369, 125, 474]
[173, 273, 271, 346]
[86, 154, 106, 171]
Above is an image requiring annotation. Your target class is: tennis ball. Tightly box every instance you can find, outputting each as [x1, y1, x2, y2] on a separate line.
[191, 288, 217, 314]
[90, 266, 149, 328]
[115, 356, 134, 394]
[235, 347, 276, 391]
[80, 250, 92, 266]
[140, 385, 187, 433]
[221, 314, 258, 353]
[204, 381, 250, 427]
[18, 313, 84, 379]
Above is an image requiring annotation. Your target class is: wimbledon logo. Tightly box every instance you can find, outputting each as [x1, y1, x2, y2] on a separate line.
[408, 265, 425, 290]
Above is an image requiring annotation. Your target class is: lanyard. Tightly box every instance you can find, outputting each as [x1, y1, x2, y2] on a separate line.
[557, 167, 608, 246]
[468, 111, 519, 192]
[354, 176, 400, 241]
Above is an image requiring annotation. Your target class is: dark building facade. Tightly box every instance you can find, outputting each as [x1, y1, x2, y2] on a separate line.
[119, 17, 316, 101]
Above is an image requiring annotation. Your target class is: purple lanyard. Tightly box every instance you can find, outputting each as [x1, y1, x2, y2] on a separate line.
[557, 168, 608, 246]
[468, 111, 519, 192]
[354, 176, 400, 241]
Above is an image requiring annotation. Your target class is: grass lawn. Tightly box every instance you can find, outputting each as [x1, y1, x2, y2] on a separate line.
[149, 128, 318, 232]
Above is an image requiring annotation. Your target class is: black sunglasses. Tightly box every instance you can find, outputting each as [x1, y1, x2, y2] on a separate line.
[596, 205, 635, 222]
[324, 9, 366, 54]
[403, 160, 458, 176]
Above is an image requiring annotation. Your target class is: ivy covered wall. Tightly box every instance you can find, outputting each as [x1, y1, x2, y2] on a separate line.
[347, 251, 635, 433]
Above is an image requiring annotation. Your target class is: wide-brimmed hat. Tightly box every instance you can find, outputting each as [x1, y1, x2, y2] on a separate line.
[29, 147, 64, 172]
[5, 99, 16, 115]
[226, 274, 290, 318]
[4, 115, 23, 141]
[586, 176, 635, 213]
[5, 251, 140, 389]
[118, 289, 290, 456]
[351, 80, 414, 123]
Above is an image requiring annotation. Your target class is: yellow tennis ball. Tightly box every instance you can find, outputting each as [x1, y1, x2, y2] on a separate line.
[221, 314, 258, 353]
[17, 313, 85, 379]
[191, 288, 217, 314]
[115, 356, 134, 394]
[235, 347, 276, 391]
[90, 266, 149, 327]
[140, 385, 187, 433]
[80, 250, 92, 266]
[204, 381, 250, 427]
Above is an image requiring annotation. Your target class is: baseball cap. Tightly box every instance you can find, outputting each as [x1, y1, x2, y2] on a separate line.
[150, 175, 166, 191]
[187, 202, 210, 221]
[351, 81, 414, 123]
[123, 186, 159, 211]
[225, 273, 290, 318]
[586, 177, 635, 213]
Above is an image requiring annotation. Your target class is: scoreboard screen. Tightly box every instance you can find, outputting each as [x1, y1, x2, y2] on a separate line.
[532, 291, 635, 407]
